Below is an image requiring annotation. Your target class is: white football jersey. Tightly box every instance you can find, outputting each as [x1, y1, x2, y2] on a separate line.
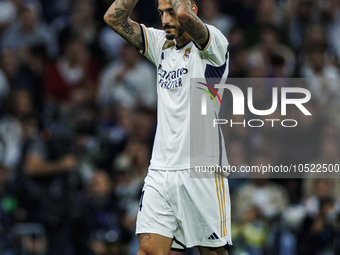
[139, 24, 229, 170]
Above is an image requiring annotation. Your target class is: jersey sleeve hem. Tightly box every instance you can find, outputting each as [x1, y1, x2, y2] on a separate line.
[199, 25, 212, 52]
[138, 24, 148, 55]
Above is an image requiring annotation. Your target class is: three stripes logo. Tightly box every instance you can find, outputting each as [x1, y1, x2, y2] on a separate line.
[208, 232, 220, 240]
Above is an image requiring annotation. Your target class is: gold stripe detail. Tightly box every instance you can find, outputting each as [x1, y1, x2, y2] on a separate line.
[202, 26, 212, 52]
[218, 173, 225, 237]
[221, 176, 227, 237]
[214, 172, 223, 237]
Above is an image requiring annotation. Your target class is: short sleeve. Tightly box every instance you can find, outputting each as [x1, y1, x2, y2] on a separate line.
[199, 25, 229, 67]
[138, 24, 165, 66]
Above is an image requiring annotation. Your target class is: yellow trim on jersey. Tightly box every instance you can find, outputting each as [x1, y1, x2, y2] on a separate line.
[221, 175, 227, 237]
[220, 174, 226, 237]
[215, 172, 223, 237]
[201, 26, 212, 52]
[217, 174, 225, 237]
[141, 25, 149, 55]
[215, 172, 227, 238]
[215, 172, 228, 238]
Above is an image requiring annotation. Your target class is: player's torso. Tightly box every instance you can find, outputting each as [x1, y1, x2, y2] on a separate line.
[151, 41, 207, 169]
[156, 41, 206, 96]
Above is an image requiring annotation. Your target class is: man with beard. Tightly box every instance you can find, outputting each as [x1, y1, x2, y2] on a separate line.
[104, 0, 231, 254]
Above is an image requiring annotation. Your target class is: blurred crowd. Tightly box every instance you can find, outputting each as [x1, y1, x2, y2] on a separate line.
[0, 0, 340, 254]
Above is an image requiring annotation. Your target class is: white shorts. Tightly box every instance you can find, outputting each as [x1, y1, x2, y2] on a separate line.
[136, 169, 232, 249]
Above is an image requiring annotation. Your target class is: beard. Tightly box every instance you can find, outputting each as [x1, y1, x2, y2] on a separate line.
[166, 33, 175, 40]
[164, 25, 186, 40]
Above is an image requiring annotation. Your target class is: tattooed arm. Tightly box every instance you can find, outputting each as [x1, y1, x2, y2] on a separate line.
[103, 0, 143, 50]
[170, 0, 208, 49]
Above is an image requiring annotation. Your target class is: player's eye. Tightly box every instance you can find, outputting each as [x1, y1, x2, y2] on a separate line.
[169, 11, 175, 15]
[159, 11, 163, 16]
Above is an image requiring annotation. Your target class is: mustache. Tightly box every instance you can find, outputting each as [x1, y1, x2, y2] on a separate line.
[163, 25, 176, 30]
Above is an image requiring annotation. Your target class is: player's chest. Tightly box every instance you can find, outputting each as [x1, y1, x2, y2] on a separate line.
[156, 46, 195, 88]
[161, 45, 194, 66]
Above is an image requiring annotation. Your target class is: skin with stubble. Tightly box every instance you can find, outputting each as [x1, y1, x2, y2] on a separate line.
[159, 0, 187, 41]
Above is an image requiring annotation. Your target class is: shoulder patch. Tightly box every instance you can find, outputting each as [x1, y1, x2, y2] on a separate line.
[162, 40, 175, 50]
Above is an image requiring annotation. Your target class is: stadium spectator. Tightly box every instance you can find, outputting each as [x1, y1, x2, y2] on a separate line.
[300, 45, 340, 79]
[303, 130, 340, 200]
[247, 25, 296, 77]
[300, 45, 340, 107]
[0, 68, 9, 111]
[1, 3, 58, 59]
[0, 164, 18, 254]
[319, 0, 340, 60]
[233, 154, 289, 222]
[44, 38, 100, 103]
[97, 43, 156, 110]
[288, 0, 316, 52]
[0, 0, 17, 31]
[225, 140, 249, 193]
[0, 49, 26, 87]
[297, 197, 338, 255]
[256, 0, 283, 27]
[278, 100, 323, 166]
[113, 139, 150, 254]
[0, 89, 35, 172]
[228, 27, 248, 78]
[17, 115, 92, 255]
[58, 0, 104, 65]
[85, 170, 124, 255]
[42, 0, 72, 24]
[303, 179, 339, 217]
[200, 0, 235, 36]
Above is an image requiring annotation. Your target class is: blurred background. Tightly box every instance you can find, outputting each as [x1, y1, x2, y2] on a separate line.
[0, 0, 340, 254]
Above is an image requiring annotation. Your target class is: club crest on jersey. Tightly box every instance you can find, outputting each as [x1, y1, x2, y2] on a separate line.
[183, 48, 191, 61]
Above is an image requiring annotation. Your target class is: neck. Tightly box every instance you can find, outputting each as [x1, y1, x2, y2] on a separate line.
[175, 33, 191, 48]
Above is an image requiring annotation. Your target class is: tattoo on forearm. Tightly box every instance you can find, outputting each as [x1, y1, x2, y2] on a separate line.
[185, 15, 207, 42]
[109, 8, 126, 19]
[169, 0, 208, 46]
[106, 0, 143, 49]
[113, 0, 129, 9]
[138, 234, 151, 244]
[135, 33, 143, 49]
[121, 0, 128, 9]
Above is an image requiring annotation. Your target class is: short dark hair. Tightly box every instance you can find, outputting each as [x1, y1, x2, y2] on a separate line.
[191, 0, 199, 5]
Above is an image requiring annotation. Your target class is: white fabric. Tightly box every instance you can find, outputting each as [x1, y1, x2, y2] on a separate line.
[136, 169, 232, 248]
[140, 24, 229, 170]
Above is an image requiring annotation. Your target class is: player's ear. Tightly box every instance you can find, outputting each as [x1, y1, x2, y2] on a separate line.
[192, 5, 198, 15]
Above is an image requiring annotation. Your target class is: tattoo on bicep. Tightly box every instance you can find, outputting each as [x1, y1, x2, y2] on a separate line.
[138, 234, 151, 244]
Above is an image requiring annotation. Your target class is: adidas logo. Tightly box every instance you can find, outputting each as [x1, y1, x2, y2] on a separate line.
[208, 232, 219, 240]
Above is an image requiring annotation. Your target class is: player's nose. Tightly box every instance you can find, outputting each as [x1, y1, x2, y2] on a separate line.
[162, 12, 171, 25]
